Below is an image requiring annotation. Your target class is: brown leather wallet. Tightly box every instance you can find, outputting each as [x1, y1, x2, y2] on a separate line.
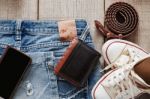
[54, 38, 101, 87]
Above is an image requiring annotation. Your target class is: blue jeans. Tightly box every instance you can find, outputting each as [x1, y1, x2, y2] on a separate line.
[0, 20, 103, 99]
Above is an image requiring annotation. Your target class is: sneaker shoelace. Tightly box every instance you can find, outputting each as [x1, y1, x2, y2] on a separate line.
[105, 66, 141, 99]
[100, 47, 141, 72]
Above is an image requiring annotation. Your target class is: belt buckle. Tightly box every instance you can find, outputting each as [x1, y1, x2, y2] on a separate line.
[95, 20, 123, 39]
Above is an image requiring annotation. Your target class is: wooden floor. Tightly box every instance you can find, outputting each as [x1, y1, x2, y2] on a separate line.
[0, 0, 150, 55]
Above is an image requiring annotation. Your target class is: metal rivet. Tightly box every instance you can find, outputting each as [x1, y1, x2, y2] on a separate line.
[26, 82, 33, 96]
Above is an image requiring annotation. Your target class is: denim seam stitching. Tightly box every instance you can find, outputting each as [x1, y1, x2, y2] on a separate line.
[21, 40, 92, 51]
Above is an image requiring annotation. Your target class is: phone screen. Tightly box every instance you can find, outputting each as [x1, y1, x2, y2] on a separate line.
[0, 47, 31, 99]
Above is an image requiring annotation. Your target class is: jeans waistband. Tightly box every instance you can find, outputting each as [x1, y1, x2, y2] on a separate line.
[0, 19, 88, 35]
[0, 20, 93, 52]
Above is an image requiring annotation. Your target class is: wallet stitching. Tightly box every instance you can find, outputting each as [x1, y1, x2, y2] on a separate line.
[61, 41, 81, 72]
[60, 40, 100, 86]
[58, 41, 82, 86]
[55, 39, 101, 87]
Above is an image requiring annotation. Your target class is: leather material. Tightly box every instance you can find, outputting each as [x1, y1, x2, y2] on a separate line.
[95, 2, 138, 39]
[134, 57, 150, 85]
[54, 38, 101, 87]
[58, 20, 77, 41]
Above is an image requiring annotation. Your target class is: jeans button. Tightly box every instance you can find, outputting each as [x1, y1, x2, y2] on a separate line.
[48, 61, 54, 70]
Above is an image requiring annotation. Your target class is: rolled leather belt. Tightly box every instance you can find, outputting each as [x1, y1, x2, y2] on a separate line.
[95, 2, 138, 39]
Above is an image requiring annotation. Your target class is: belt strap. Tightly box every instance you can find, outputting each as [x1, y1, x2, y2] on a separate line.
[95, 2, 138, 39]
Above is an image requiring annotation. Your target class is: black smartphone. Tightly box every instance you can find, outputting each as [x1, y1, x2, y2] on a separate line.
[0, 46, 32, 99]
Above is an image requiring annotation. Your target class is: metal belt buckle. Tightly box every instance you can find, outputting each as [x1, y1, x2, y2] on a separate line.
[95, 20, 123, 39]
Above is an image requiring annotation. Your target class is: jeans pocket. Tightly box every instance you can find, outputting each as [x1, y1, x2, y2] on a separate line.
[13, 52, 53, 99]
[0, 43, 11, 55]
[57, 77, 88, 98]
[0, 32, 15, 45]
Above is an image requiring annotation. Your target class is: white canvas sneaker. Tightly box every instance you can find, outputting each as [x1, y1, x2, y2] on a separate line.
[92, 55, 150, 99]
[101, 39, 148, 72]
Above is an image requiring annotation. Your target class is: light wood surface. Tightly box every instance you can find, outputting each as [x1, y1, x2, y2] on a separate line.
[0, 0, 150, 56]
[0, 0, 38, 19]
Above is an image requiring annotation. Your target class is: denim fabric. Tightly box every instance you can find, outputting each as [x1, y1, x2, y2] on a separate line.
[0, 20, 103, 99]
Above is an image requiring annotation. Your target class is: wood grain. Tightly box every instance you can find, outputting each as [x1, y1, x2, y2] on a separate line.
[105, 0, 150, 51]
[0, 0, 38, 19]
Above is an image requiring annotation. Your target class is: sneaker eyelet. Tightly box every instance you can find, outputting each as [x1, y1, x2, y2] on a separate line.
[123, 78, 126, 81]
[118, 73, 121, 76]
[108, 79, 111, 82]
[113, 85, 117, 88]
[113, 76, 116, 79]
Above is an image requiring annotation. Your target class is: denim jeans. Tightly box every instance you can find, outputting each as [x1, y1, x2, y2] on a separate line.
[0, 20, 103, 99]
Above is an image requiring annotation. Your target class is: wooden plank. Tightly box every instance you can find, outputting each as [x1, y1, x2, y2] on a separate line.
[105, 0, 150, 52]
[0, 0, 38, 19]
[39, 0, 105, 54]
